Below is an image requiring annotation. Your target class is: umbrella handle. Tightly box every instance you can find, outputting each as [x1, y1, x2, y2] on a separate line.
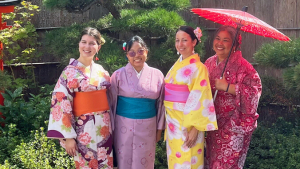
[213, 76, 223, 101]
[213, 90, 218, 101]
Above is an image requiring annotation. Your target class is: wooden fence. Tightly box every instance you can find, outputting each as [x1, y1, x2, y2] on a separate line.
[5, 0, 300, 82]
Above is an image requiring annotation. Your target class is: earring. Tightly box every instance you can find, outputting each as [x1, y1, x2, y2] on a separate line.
[95, 52, 99, 61]
[192, 50, 195, 54]
[177, 51, 179, 55]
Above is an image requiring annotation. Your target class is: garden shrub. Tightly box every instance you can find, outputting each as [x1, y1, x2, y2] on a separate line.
[155, 135, 167, 169]
[0, 71, 12, 91]
[0, 124, 24, 165]
[245, 117, 300, 169]
[0, 127, 74, 169]
[0, 87, 51, 134]
[254, 37, 300, 97]
[259, 76, 300, 106]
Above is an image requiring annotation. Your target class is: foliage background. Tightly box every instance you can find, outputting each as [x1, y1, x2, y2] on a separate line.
[1, 0, 300, 169]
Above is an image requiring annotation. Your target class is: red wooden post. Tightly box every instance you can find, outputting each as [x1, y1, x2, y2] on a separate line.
[0, 5, 15, 124]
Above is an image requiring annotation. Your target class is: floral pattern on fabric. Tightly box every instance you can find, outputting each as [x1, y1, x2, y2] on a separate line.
[47, 59, 113, 168]
[204, 51, 262, 169]
[164, 54, 218, 168]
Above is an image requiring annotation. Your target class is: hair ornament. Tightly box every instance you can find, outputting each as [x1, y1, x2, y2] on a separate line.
[100, 37, 105, 45]
[194, 27, 202, 43]
[123, 42, 127, 51]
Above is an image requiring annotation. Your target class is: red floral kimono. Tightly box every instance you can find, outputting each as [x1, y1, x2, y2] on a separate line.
[204, 51, 262, 169]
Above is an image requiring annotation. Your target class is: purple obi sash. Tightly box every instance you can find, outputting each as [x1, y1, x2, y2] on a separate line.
[164, 83, 190, 103]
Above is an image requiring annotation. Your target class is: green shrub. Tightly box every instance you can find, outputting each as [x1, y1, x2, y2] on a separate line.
[0, 71, 12, 91]
[0, 87, 51, 134]
[0, 127, 74, 169]
[155, 136, 167, 169]
[245, 117, 300, 169]
[254, 38, 300, 95]
[0, 124, 24, 164]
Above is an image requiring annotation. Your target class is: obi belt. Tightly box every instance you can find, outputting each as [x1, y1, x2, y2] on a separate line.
[164, 83, 189, 103]
[73, 89, 109, 117]
[116, 96, 156, 119]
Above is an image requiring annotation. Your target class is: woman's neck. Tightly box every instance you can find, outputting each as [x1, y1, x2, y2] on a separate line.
[77, 57, 93, 67]
[131, 63, 144, 73]
[182, 53, 195, 60]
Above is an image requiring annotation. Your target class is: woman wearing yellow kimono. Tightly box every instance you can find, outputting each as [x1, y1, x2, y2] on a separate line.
[164, 26, 218, 169]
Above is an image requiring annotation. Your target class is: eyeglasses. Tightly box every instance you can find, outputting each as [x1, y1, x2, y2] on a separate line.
[127, 48, 146, 57]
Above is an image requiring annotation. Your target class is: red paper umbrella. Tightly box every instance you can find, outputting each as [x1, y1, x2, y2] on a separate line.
[192, 7, 290, 100]
[191, 7, 290, 41]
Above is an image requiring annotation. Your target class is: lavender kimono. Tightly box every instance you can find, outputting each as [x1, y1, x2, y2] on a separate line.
[47, 59, 113, 169]
[110, 63, 165, 169]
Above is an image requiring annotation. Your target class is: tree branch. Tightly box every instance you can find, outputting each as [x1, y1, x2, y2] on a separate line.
[63, 0, 121, 20]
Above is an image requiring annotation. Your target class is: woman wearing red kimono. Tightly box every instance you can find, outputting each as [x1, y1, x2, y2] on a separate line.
[204, 25, 262, 169]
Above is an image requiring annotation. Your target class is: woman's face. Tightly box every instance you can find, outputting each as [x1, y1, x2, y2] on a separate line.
[175, 30, 197, 58]
[79, 35, 100, 59]
[126, 42, 148, 71]
[213, 30, 233, 59]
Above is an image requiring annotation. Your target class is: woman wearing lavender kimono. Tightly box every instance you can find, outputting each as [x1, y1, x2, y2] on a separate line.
[110, 36, 165, 169]
[47, 27, 113, 169]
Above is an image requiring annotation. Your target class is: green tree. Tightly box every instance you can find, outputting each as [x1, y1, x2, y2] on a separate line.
[254, 38, 300, 104]
[42, 0, 207, 74]
[0, 1, 41, 89]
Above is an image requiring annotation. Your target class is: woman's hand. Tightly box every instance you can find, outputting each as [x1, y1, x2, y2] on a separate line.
[215, 76, 228, 91]
[65, 138, 77, 156]
[184, 127, 198, 148]
[156, 130, 163, 143]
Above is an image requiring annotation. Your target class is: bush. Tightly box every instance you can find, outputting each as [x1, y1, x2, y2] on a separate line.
[0, 87, 51, 134]
[245, 117, 300, 169]
[254, 38, 300, 95]
[155, 132, 167, 169]
[0, 127, 74, 169]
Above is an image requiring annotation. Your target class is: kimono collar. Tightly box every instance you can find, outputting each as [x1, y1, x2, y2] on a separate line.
[215, 51, 242, 66]
[125, 62, 149, 79]
[69, 58, 94, 74]
[177, 53, 200, 64]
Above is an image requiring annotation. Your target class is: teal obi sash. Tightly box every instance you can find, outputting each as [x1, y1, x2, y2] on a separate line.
[116, 96, 156, 119]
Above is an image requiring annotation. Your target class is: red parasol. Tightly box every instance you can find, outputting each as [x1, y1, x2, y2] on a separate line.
[191, 6, 290, 100]
[191, 7, 290, 41]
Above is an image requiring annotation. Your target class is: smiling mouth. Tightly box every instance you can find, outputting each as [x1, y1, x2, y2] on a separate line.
[134, 58, 142, 62]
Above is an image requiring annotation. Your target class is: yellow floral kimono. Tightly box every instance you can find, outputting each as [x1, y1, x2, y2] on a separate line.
[164, 54, 218, 169]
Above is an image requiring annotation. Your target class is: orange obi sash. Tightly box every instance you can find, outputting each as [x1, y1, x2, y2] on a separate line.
[73, 89, 109, 117]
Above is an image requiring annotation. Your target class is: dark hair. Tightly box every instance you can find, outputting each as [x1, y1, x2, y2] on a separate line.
[214, 25, 241, 50]
[124, 35, 148, 52]
[176, 26, 199, 45]
[81, 27, 105, 45]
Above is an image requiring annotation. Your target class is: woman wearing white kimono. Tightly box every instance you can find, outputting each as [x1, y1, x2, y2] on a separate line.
[47, 27, 113, 169]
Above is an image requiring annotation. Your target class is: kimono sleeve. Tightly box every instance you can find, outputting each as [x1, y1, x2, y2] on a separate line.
[109, 69, 121, 131]
[235, 65, 262, 128]
[182, 63, 218, 131]
[47, 67, 77, 139]
[155, 71, 165, 130]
